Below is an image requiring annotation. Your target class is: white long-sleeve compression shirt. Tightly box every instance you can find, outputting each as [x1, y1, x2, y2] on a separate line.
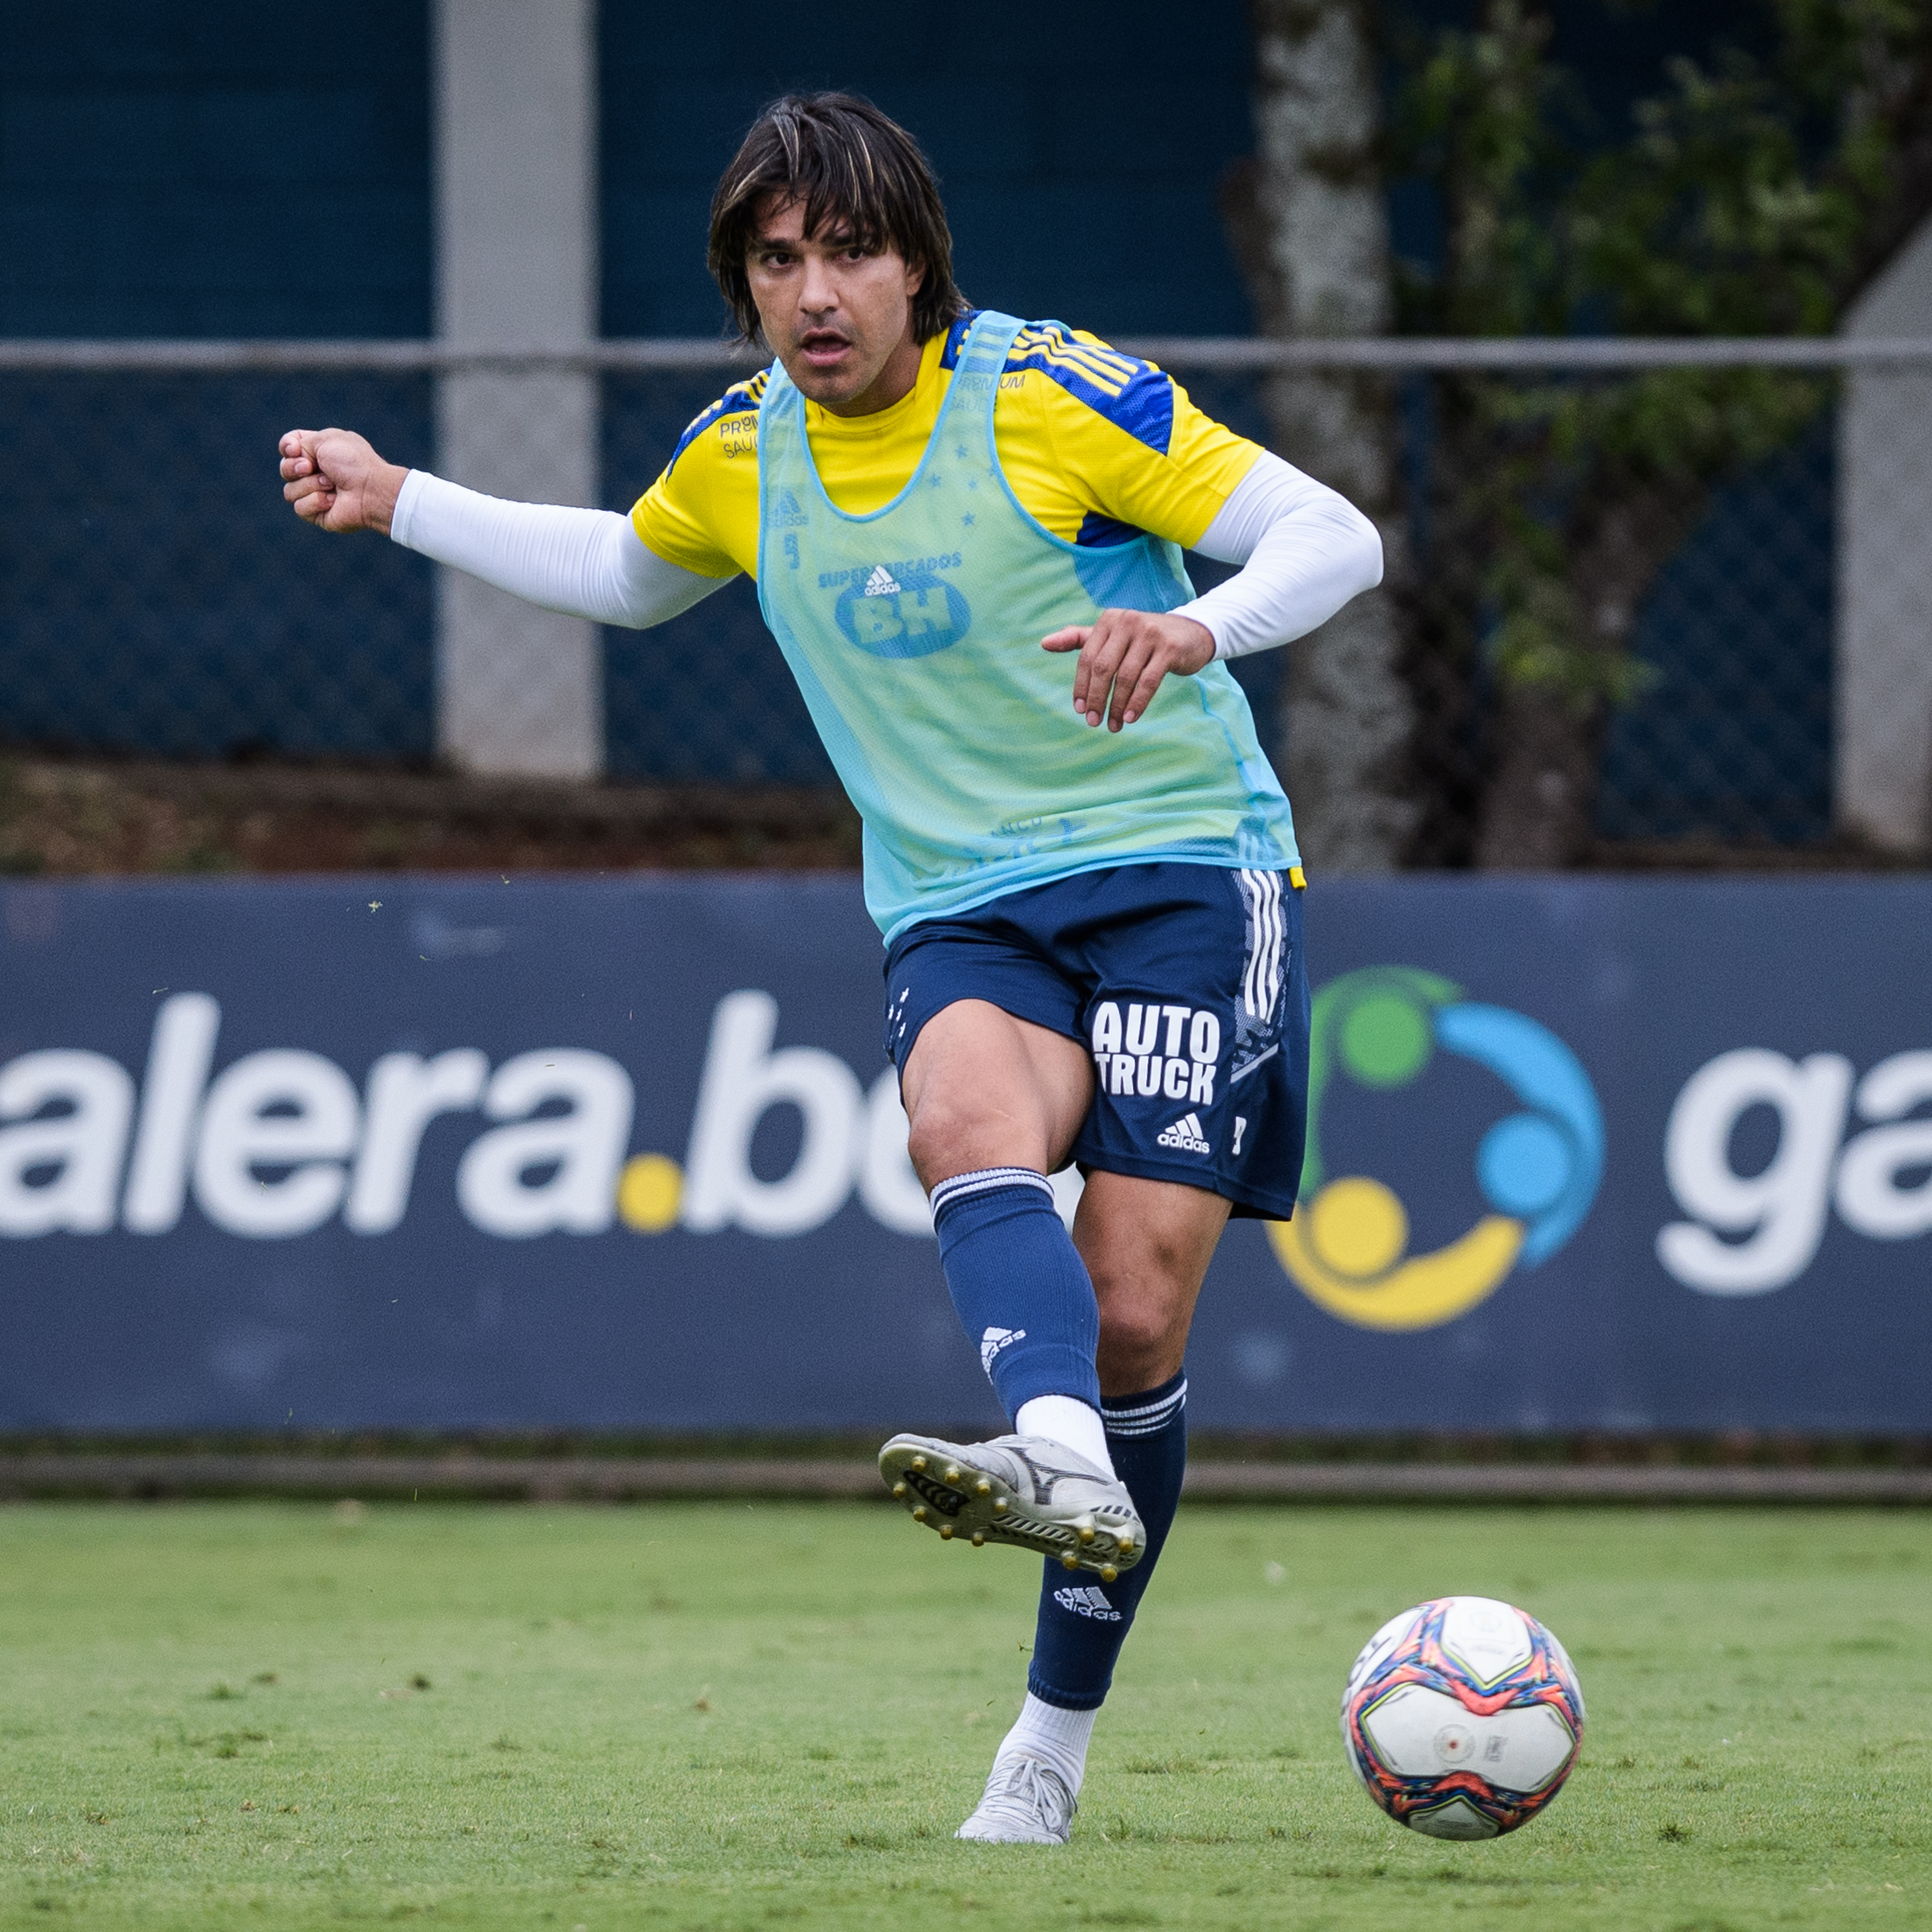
[388, 471, 723, 627]
[387, 450, 1381, 657]
[1177, 453, 1383, 658]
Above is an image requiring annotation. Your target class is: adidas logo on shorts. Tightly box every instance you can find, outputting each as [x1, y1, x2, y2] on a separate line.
[1052, 1583, 1122, 1621]
[980, 1325, 1026, 1374]
[1155, 1111, 1211, 1155]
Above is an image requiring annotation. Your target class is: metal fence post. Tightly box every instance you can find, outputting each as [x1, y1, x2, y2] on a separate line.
[1838, 222, 1932, 857]
[431, 0, 603, 780]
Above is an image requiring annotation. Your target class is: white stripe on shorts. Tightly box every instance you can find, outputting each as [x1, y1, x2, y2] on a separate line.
[1238, 868, 1282, 1020]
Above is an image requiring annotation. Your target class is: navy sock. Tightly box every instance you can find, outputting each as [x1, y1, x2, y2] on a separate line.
[931, 1168, 1101, 1417]
[1027, 1372, 1188, 1710]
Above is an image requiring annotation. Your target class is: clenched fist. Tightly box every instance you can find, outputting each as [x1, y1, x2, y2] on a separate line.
[278, 428, 409, 535]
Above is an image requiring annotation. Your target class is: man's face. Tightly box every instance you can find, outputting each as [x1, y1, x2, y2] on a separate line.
[745, 195, 924, 410]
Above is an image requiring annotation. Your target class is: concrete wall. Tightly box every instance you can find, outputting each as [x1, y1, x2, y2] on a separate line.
[0, 3, 430, 337]
[598, 3, 1259, 338]
[0, 5, 437, 766]
[432, 0, 601, 779]
[1837, 220, 1932, 857]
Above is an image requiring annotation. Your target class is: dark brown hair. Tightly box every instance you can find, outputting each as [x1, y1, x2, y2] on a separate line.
[707, 93, 969, 345]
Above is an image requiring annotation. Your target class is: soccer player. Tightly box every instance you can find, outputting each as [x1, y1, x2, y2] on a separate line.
[279, 93, 1381, 1844]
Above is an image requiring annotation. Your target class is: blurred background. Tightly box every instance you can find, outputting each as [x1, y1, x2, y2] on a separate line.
[3, 0, 1928, 880]
[1, 3, 1930, 1472]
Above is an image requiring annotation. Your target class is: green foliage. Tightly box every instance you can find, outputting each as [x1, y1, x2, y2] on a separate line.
[1448, 362, 1831, 724]
[1399, 0, 1573, 336]
[0, 1501, 1927, 1928]
[1586, 0, 1932, 334]
[1394, 0, 1931, 722]
[1400, 0, 1932, 337]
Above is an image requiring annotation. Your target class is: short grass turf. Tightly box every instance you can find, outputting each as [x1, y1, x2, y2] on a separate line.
[0, 1502, 1926, 1930]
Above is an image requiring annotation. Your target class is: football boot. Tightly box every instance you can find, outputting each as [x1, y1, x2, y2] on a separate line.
[877, 1432, 1143, 1580]
[954, 1750, 1077, 1845]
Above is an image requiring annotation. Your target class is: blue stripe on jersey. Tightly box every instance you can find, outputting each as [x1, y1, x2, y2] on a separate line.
[946, 314, 1176, 455]
[1006, 323, 1175, 455]
[1075, 510, 1148, 549]
[664, 369, 768, 477]
[939, 311, 981, 370]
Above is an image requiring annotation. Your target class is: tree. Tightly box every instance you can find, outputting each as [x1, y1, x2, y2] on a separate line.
[1397, 0, 1932, 866]
[1229, 0, 1419, 873]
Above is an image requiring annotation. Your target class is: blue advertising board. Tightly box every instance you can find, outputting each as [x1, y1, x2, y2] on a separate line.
[1, 874, 1927, 1434]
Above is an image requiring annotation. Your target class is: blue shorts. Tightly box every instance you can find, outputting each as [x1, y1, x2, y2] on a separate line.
[883, 862, 1309, 1220]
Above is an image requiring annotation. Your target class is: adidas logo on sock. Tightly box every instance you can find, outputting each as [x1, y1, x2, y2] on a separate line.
[862, 564, 902, 598]
[980, 1325, 1027, 1374]
[1155, 1112, 1211, 1155]
[1052, 1583, 1122, 1622]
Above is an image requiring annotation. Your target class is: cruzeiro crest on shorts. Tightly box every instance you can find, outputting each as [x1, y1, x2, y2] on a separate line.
[1233, 867, 1291, 1085]
[829, 557, 972, 659]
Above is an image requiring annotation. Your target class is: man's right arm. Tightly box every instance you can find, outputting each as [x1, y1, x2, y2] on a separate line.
[277, 426, 734, 630]
[389, 472, 729, 629]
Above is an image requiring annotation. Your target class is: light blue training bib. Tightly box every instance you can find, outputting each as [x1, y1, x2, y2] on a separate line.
[755, 310, 1299, 942]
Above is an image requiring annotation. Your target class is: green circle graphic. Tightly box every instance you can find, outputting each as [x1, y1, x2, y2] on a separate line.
[1339, 992, 1432, 1089]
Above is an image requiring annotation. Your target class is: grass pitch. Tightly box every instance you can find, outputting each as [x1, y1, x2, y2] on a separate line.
[0, 1501, 1925, 1930]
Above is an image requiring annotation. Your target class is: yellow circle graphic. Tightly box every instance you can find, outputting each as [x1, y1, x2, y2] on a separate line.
[616, 1153, 683, 1233]
[1306, 1176, 1409, 1278]
[1270, 1177, 1526, 1332]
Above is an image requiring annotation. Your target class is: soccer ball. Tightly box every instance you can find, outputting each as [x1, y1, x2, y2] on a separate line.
[1340, 1595, 1585, 1840]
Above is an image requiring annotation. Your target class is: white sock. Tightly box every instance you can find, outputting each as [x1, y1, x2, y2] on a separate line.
[1015, 1394, 1116, 1478]
[997, 1691, 1099, 1797]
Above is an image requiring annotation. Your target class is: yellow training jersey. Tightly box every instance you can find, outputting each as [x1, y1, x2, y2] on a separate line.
[630, 314, 1265, 580]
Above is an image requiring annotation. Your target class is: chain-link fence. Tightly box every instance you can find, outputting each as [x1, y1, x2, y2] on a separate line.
[3, 337, 1927, 862]
[0, 360, 436, 764]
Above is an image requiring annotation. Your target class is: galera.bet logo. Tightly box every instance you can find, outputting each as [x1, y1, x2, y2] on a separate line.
[1269, 967, 1604, 1332]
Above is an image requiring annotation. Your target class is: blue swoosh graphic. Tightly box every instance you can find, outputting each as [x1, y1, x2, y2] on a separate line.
[1436, 1003, 1604, 1265]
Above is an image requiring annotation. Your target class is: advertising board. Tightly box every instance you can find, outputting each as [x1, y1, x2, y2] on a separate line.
[2, 875, 1926, 1432]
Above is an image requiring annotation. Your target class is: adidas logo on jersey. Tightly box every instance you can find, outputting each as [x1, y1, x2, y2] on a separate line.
[862, 564, 903, 598]
[980, 1325, 1027, 1374]
[1052, 1583, 1122, 1622]
[1156, 1112, 1212, 1155]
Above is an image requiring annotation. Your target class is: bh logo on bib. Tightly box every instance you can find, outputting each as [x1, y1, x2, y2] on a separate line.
[833, 564, 971, 658]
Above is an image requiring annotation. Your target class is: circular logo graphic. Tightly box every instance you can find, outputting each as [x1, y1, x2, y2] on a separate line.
[833, 568, 971, 658]
[1269, 967, 1604, 1331]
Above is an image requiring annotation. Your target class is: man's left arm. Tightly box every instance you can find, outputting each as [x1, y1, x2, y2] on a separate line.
[1038, 368, 1383, 732]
